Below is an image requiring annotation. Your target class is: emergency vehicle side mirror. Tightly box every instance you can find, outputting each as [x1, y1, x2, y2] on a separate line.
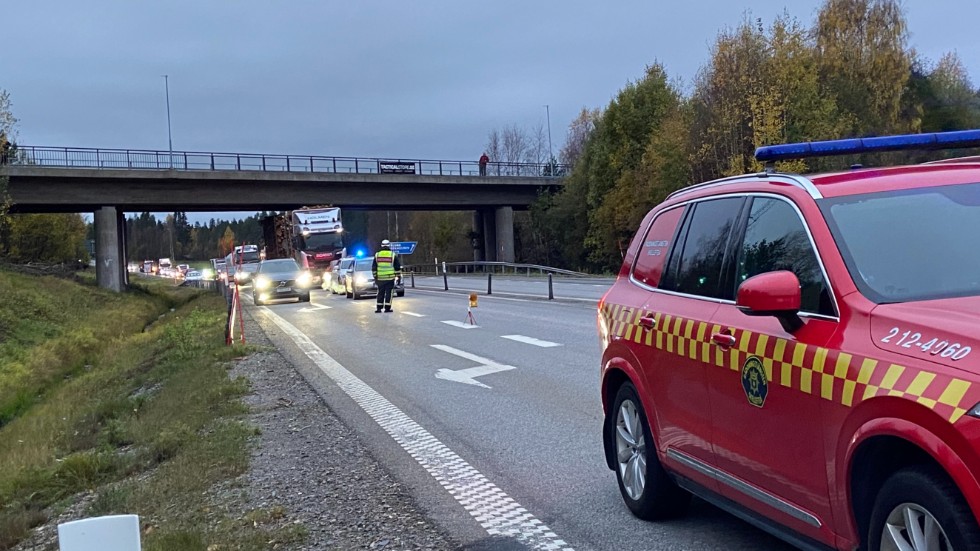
[736, 271, 804, 334]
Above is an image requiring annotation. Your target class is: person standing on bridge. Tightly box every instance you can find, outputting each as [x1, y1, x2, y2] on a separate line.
[373, 239, 401, 313]
[479, 152, 489, 176]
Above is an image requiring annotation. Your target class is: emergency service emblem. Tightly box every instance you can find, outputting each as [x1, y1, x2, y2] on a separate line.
[741, 356, 768, 408]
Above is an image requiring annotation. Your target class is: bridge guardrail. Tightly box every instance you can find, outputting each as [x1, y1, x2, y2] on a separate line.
[9, 146, 569, 178]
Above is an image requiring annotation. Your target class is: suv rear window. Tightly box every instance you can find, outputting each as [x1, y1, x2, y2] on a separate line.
[632, 207, 684, 288]
[661, 197, 743, 299]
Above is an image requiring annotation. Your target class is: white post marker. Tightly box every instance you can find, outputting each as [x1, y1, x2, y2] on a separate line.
[58, 514, 141, 551]
[431, 344, 515, 389]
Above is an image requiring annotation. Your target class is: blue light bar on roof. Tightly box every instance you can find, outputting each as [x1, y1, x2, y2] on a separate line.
[755, 130, 980, 162]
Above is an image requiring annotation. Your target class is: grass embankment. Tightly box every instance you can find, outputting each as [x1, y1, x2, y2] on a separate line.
[0, 270, 303, 550]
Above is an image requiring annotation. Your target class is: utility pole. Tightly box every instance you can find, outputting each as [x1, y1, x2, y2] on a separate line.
[544, 104, 554, 174]
[163, 75, 173, 168]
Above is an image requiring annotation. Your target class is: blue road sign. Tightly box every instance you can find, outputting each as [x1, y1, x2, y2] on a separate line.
[390, 241, 417, 255]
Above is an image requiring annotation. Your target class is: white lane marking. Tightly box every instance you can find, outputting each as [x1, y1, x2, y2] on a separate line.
[430, 344, 516, 389]
[442, 320, 479, 329]
[258, 310, 573, 550]
[298, 303, 331, 312]
[403, 311, 425, 317]
[501, 335, 561, 348]
[409, 287, 599, 304]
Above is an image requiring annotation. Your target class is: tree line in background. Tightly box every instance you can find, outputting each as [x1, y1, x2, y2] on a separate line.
[2, 0, 980, 272]
[512, 0, 980, 273]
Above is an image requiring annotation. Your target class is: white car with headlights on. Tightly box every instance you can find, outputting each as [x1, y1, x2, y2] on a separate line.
[251, 258, 313, 305]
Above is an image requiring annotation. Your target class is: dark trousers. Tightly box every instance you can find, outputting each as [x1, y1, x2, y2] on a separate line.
[479, 164, 487, 176]
[376, 279, 395, 311]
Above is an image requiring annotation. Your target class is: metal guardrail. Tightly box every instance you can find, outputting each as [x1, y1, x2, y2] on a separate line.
[403, 261, 590, 277]
[8, 146, 569, 178]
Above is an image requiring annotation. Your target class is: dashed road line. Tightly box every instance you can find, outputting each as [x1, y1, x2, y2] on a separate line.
[501, 335, 561, 348]
[259, 309, 574, 551]
[442, 320, 479, 329]
[403, 311, 426, 317]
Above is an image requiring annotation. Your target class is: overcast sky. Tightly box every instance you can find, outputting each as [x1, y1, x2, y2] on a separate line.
[4, 1, 979, 223]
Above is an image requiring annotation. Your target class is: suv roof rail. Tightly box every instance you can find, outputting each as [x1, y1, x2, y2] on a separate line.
[755, 129, 980, 163]
[666, 172, 822, 201]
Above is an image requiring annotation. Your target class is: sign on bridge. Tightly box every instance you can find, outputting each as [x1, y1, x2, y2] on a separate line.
[378, 161, 417, 174]
[390, 241, 417, 255]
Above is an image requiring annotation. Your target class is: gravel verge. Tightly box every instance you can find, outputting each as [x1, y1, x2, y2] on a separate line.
[227, 307, 461, 550]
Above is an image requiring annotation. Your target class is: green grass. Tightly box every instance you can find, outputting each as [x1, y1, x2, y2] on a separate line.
[0, 268, 305, 550]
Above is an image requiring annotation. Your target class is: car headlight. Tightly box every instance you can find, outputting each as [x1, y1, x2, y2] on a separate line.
[253, 276, 271, 290]
[355, 273, 368, 285]
[202, 268, 214, 279]
[235, 271, 251, 282]
[296, 272, 313, 287]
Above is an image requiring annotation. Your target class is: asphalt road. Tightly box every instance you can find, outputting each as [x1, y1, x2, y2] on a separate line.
[246, 283, 799, 551]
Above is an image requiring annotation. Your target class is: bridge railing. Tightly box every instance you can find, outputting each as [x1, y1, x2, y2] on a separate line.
[10, 146, 568, 178]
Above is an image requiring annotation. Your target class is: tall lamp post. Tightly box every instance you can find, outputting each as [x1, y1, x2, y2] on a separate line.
[163, 75, 173, 168]
[544, 104, 554, 175]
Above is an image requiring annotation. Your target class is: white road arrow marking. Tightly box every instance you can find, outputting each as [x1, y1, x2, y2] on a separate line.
[298, 303, 331, 312]
[441, 320, 479, 329]
[431, 344, 515, 389]
[501, 335, 561, 348]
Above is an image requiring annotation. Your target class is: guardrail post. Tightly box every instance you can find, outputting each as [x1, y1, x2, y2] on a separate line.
[211, 153, 215, 170]
[183, 152, 188, 169]
[332, 158, 337, 172]
[411, 271, 415, 289]
[487, 273, 492, 295]
[236, 154, 241, 171]
[286, 156, 291, 171]
[548, 273, 554, 300]
[355, 159, 359, 173]
[262, 155, 266, 171]
[443, 272, 449, 291]
[310, 157, 314, 172]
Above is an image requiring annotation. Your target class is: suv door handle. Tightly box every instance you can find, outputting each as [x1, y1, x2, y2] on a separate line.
[711, 332, 737, 347]
[639, 316, 657, 329]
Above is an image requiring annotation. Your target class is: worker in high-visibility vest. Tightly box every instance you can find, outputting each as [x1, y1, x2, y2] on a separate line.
[372, 239, 401, 313]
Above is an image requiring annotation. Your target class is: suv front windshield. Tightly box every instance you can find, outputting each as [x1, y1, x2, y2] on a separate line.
[822, 182, 980, 303]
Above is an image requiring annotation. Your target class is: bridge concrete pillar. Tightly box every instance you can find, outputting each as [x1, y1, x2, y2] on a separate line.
[495, 206, 515, 263]
[472, 211, 485, 262]
[95, 206, 126, 292]
[482, 208, 497, 262]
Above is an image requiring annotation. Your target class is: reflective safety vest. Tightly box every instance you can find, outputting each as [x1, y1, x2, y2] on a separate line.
[375, 250, 397, 281]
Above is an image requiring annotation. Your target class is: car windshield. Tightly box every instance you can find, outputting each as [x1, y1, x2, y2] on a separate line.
[821, 182, 980, 303]
[260, 259, 300, 273]
[355, 259, 374, 270]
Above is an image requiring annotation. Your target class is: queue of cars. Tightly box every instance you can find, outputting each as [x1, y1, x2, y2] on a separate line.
[237, 253, 406, 306]
[599, 130, 980, 551]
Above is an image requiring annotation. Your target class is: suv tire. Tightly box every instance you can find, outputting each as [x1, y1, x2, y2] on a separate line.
[612, 382, 690, 520]
[868, 465, 980, 551]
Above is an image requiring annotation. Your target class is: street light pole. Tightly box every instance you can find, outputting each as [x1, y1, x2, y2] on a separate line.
[163, 75, 173, 168]
[544, 104, 554, 174]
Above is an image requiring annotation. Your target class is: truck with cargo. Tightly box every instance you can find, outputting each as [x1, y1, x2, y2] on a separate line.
[262, 206, 345, 286]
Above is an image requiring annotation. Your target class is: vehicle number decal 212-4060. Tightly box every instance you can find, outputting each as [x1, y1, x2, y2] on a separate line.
[881, 327, 972, 361]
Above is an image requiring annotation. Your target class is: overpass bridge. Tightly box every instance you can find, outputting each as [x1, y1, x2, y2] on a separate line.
[1, 146, 567, 291]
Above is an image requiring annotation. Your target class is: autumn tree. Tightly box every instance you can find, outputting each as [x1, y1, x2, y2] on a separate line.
[0, 88, 18, 253]
[815, 0, 913, 135]
[4, 213, 89, 264]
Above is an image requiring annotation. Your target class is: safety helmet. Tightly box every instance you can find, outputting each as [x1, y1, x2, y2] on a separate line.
[381, 239, 391, 248]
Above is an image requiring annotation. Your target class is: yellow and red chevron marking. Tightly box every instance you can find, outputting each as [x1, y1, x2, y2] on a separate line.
[600, 303, 975, 423]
